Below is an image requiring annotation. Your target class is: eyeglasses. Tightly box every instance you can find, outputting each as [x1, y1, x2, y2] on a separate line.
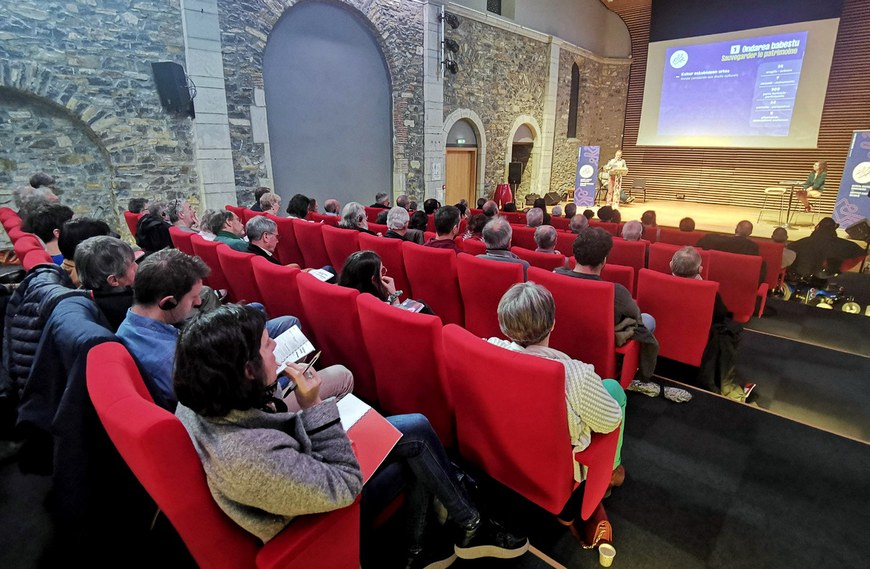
[266, 231, 280, 241]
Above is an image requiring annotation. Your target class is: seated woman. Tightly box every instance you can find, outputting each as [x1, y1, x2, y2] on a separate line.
[338, 250, 434, 315]
[338, 202, 376, 235]
[485, 283, 626, 533]
[796, 160, 826, 212]
[461, 213, 488, 241]
[173, 305, 527, 567]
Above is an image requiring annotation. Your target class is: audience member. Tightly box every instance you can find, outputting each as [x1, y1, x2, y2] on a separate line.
[534, 225, 561, 255]
[245, 216, 283, 265]
[482, 200, 499, 218]
[610, 210, 622, 225]
[570, 214, 589, 234]
[408, 210, 428, 232]
[250, 187, 271, 212]
[478, 217, 529, 279]
[679, 217, 696, 232]
[551, 205, 563, 218]
[75, 236, 136, 331]
[621, 220, 643, 242]
[408, 200, 418, 211]
[564, 203, 577, 219]
[135, 201, 173, 254]
[424, 205, 462, 253]
[323, 198, 341, 216]
[209, 210, 249, 252]
[58, 218, 112, 287]
[477, 197, 487, 209]
[462, 213, 488, 241]
[375, 209, 389, 225]
[168, 199, 199, 232]
[396, 194, 410, 210]
[455, 202, 468, 220]
[29, 172, 56, 190]
[127, 198, 149, 214]
[198, 209, 218, 241]
[597, 206, 614, 223]
[384, 206, 424, 244]
[22, 203, 74, 264]
[582, 209, 594, 221]
[423, 198, 440, 215]
[696, 220, 759, 256]
[14, 184, 59, 218]
[503, 202, 518, 213]
[640, 210, 657, 227]
[371, 192, 391, 209]
[532, 198, 552, 225]
[308, 198, 318, 214]
[526, 208, 544, 228]
[173, 304, 527, 566]
[787, 217, 864, 277]
[339, 250, 404, 306]
[259, 192, 282, 216]
[771, 227, 796, 268]
[339, 202, 376, 235]
[286, 194, 311, 219]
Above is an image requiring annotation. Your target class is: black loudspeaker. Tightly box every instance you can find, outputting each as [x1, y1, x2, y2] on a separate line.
[544, 192, 562, 206]
[151, 62, 195, 118]
[508, 162, 523, 185]
[845, 218, 870, 242]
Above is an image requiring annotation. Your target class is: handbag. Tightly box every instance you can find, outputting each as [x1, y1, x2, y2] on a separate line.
[581, 502, 612, 549]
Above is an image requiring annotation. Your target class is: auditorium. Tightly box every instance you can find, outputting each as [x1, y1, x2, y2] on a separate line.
[1, 0, 868, 568]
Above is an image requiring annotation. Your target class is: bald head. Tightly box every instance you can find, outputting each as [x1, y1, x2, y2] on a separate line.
[735, 220, 753, 237]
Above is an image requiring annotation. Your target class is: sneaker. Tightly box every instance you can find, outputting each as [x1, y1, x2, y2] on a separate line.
[627, 379, 661, 397]
[663, 386, 693, 403]
[743, 383, 757, 400]
[405, 543, 456, 569]
[455, 518, 529, 560]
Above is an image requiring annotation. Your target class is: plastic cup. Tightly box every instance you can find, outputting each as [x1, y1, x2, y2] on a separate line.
[598, 543, 616, 567]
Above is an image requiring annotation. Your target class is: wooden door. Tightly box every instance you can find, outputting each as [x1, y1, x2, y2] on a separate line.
[445, 148, 477, 206]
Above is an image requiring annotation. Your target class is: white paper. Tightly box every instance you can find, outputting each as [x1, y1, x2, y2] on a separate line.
[272, 325, 315, 373]
[308, 268, 334, 282]
[337, 394, 371, 431]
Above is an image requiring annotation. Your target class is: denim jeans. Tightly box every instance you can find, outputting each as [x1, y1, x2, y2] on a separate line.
[362, 414, 478, 548]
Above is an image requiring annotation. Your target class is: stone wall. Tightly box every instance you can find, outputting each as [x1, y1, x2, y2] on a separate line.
[550, 49, 630, 198]
[216, 0, 426, 204]
[0, 0, 197, 237]
[442, 16, 549, 204]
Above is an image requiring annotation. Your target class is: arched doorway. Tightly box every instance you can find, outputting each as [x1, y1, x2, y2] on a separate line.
[510, 124, 535, 203]
[263, 0, 392, 209]
[445, 119, 478, 206]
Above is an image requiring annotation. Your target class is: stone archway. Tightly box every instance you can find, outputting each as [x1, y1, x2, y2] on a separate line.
[443, 108, 487, 199]
[505, 115, 542, 203]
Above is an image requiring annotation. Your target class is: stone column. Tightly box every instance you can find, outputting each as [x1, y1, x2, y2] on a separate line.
[422, 2, 446, 203]
[180, 0, 237, 210]
[537, 39, 560, 195]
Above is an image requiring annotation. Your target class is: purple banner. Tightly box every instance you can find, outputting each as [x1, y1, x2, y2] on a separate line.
[574, 146, 599, 207]
[833, 130, 870, 230]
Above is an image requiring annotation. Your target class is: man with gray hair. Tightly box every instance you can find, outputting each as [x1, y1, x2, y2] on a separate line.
[245, 215, 283, 264]
[384, 206, 424, 244]
[75, 236, 137, 330]
[551, 205, 563, 218]
[481, 200, 499, 218]
[14, 184, 60, 218]
[169, 199, 199, 233]
[569, 214, 588, 234]
[323, 198, 340, 216]
[395, 194, 410, 210]
[534, 225, 561, 256]
[621, 220, 643, 242]
[526, 208, 544, 228]
[370, 192, 390, 209]
[478, 217, 529, 279]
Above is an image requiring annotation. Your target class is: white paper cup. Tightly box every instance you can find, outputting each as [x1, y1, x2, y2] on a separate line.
[598, 543, 616, 567]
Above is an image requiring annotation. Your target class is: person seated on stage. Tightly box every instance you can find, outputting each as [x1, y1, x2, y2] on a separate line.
[597, 206, 614, 223]
[423, 198, 440, 215]
[209, 210, 249, 252]
[338, 202, 377, 235]
[534, 225, 561, 256]
[258, 192, 282, 217]
[21, 202, 74, 264]
[670, 246, 753, 402]
[621, 220, 643, 242]
[553, 228, 690, 402]
[565, 203, 577, 219]
[485, 283, 626, 522]
[478, 217, 530, 280]
[462, 213, 488, 241]
[323, 198, 341, 216]
[168, 198, 200, 233]
[610, 210, 622, 225]
[787, 217, 865, 278]
[679, 217, 696, 232]
[370, 192, 391, 209]
[569, 214, 589, 235]
[424, 205, 462, 253]
[173, 304, 527, 568]
[285, 194, 311, 219]
[552, 205, 563, 218]
[503, 202, 518, 213]
[408, 210, 428, 232]
[796, 160, 827, 212]
[533, 198, 552, 225]
[526, 208, 544, 228]
[482, 199, 499, 218]
[696, 220, 759, 256]
[384, 206, 424, 244]
[250, 187, 271, 212]
[375, 209, 389, 225]
[771, 227, 796, 269]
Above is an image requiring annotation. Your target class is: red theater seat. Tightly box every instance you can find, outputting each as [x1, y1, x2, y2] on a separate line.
[358, 233, 413, 299]
[190, 235, 233, 297]
[511, 247, 567, 271]
[550, 217, 570, 230]
[22, 248, 52, 270]
[607, 239, 648, 287]
[251, 256, 306, 326]
[307, 212, 340, 226]
[457, 254, 524, 338]
[268, 215, 305, 267]
[658, 228, 703, 246]
[402, 242, 464, 326]
[636, 268, 718, 366]
[751, 238, 786, 289]
[509, 225, 537, 250]
[556, 231, 578, 257]
[459, 238, 487, 255]
[364, 206, 383, 224]
[225, 204, 248, 224]
[292, 219, 332, 269]
[321, 225, 360, 272]
[168, 226, 195, 256]
[601, 263, 635, 296]
[589, 221, 619, 236]
[648, 242, 711, 280]
[216, 246, 262, 304]
[123, 211, 142, 238]
[706, 250, 768, 323]
[368, 222, 388, 235]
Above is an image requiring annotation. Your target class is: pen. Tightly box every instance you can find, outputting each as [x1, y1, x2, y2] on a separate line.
[301, 350, 321, 379]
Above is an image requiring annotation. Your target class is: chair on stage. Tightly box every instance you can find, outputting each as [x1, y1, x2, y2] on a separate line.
[402, 242, 464, 326]
[457, 254, 524, 339]
[358, 233, 413, 300]
[629, 178, 646, 203]
[757, 187, 788, 225]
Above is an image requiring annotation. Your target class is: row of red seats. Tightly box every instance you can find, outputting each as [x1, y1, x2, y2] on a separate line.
[0, 207, 54, 270]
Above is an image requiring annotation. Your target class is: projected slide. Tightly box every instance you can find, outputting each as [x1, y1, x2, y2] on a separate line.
[658, 32, 807, 137]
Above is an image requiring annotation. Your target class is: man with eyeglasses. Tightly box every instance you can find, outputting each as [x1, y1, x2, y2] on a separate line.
[170, 198, 199, 232]
[245, 215, 338, 282]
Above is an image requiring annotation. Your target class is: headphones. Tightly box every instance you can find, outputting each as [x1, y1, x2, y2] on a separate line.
[159, 297, 179, 310]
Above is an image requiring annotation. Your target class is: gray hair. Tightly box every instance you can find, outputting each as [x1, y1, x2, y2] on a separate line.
[671, 246, 702, 278]
[246, 215, 277, 241]
[396, 194, 410, 209]
[199, 209, 218, 234]
[339, 202, 367, 230]
[482, 217, 512, 250]
[260, 192, 281, 210]
[551, 205, 563, 217]
[375, 192, 389, 205]
[621, 220, 643, 241]
[526, 208, 544, 228]
[14, 185, 58, 212]
[569, 214, 588, 234]
[167, 198, 190, 223]
[386, 206, 409, 230]
[482, 200, 499, 217]
[534, 225, 557, 250]
[147, 201, 169, 219]
[324, 198, 340, 214]
[75, 236, 135, 292]
[497, 282, 556, 347]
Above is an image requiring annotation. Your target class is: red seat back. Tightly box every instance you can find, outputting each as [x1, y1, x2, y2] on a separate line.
[168, 226, 196, 256]
[510, 247, 567, 271]
[87, 343, 360, 569]
[269, 215, 305, 266]
[292, 219, 332, 269]
[22, 248, 53, 270]
[636, 269, 718, 366]
[648, 242, 711, 279]
[509, 225, 537, 250]
[251, 257, 306, 326]
[501, 212, 526, 225]
[442, 325, 577, 515]
[642, 225, 658, 243]
[601, 263, 635, 296]
[456, 254, 524, 338]
[550, 217, 570, 230]
[358, 233, 412, 299]
[6, 226, 27, 244]
[556, 231, 577, 257]
[296, 272, 378, 404]
[216, 246, 261, 304]
[307, 212, 340, 226]
[751, 238, 786, 289]
[190, 235, 233, 295]
[364, 207, 383, 223]
[607, 239, 648, 287]
[225, 204, 248, 225]
[368, 222, 388, 235]
[13, 235, 42, 261]
[401, 242, 464, 326]
[356, 295, 454, 446]
[589, 221, 619, 235]
[321, 225, 360, 271]
[658, 228, 703, 246]
[123, 211, 142, 238]
[459, 238, 487, 255]
[706, 250, 763, 323]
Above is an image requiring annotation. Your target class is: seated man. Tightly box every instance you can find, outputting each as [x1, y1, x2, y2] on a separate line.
[75, 236, 137, 331]
[596, 206, 614, 223]
[679, 217, 696, 232]
[136, 201, 174, 254]
[370, 192, 391, 209]
[21, 203, 74, 264]
[620, 220, 643, 242]
[534, 225, 561, 255]
[787, 217, 865, 277]
[670, 246, 752, 401]
[481, 200, 499, 218]
[478, 217, 529, 279]
[771, 227, 796, 269]
[696, 220, 759, 256]
[554, 229, 690, 402]
[246, 215, 338, 281]
[259, 192, 282, 216]
[169, 199, 199, 233]
[250, 186, 271, 212]
[395, 194, 410, 210]
[569, 214, 588, 234]
[58, 217, 112, 287]
[423, 205, 462, 253]
[423, 198, 440, 215]
[526, 208, 544, 228]
[375, 209, 389, 225]
[117, 249, 345, 411]
[127, 197, 149, 214]
[323, 198, 341, 216]
[476, 197, 487, 209]
[486, 283, 626, 501]
[384, 206, 424, 244]
[564, 203, 577, 219]
[209, 210, 249, 252]
[551, 205, 563, 218]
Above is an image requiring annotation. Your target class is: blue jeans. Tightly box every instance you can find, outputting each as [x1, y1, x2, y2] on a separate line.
[641, 312, 656, 332]
[362, 414, 478, 548]
[246, 303, 299, 339]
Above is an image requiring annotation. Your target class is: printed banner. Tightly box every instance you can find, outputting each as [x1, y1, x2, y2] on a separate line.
[574, 146, 599, 207]
[833, 130, 870, 229]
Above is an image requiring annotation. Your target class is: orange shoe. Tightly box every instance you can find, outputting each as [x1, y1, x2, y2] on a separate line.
[610, 465, 625, 488]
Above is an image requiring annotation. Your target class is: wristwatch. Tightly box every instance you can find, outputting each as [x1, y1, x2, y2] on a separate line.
[387, 290, 403, 304]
